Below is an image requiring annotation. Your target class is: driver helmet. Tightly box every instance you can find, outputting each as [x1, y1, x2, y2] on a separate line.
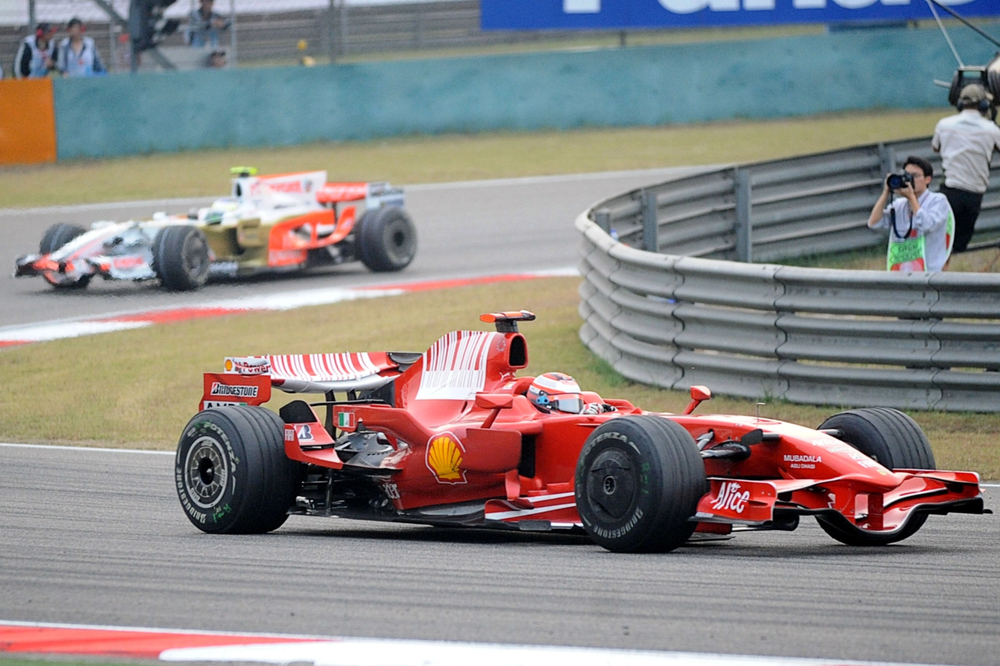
[528, 372, 584, 414]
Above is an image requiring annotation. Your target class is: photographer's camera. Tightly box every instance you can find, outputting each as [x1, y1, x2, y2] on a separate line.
[886, 173, 915, 190]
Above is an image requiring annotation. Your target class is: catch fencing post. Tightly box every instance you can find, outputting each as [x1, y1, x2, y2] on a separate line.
[642, 191, 659, 253]
[735, 169, 752, 263]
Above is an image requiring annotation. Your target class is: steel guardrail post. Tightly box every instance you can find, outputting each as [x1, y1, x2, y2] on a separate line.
[642, 191, 659, 253]
[595, 209, 612, 235]
[735, 169, 752, 263]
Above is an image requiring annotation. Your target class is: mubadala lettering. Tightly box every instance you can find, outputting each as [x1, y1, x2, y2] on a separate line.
[210, 383, 259, 398]
[784, 454, 822, 463]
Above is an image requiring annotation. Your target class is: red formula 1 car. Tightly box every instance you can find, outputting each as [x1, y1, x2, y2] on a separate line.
[15, 169, 416, 291]
[175, 311, 986, 552]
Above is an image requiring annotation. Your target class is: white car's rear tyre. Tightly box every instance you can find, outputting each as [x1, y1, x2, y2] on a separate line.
[358, 206, 417, 272]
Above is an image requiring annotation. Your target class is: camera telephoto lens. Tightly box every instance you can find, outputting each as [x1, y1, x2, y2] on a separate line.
[886, 173, 914, 190]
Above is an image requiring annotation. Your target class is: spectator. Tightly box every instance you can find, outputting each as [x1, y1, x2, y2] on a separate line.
[186, 0, 230, 49]
[931, 83, 1000, 254]
[868, 156, 954, 272]
[207, 49, 226, 68]
[57, 18, 106, 77]
[14, 23, 58, 79]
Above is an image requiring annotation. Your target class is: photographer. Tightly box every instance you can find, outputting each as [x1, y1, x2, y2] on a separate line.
[931, 83, 1000, 254]
[867, 156, 954, 272]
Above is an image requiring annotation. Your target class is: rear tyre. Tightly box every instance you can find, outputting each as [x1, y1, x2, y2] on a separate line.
[40, 223, 86, 254]
[816, 408, 934, 546]
[39, 223, 90, 289]
[175, 406, 301, 534]
[152, 225, 211, 291]
[575, 415, 706, 553]
[357, 206, 417, 272]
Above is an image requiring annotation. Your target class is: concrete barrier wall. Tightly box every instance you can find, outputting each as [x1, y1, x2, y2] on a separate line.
[50, 22, 1000, 159]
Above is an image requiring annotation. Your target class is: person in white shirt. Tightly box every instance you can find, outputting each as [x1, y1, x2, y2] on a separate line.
[931, 84, 1000, 253]
[57, 18, 106, 77]
[867, 155, 954, 272]
[14, 23, 58, 79]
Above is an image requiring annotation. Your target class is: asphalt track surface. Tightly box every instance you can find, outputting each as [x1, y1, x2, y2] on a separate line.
[0, 167, 706, 329]
[1, 443, 998, 666]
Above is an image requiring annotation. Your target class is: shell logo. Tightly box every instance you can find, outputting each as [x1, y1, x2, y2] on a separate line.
[426, 432, 466, 484]
[224, 359, 234, 372]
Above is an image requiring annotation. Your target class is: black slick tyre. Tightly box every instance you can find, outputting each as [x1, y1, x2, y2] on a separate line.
[40, 223, 86, 255]
[175, 406, 301, 534]
[575, 415, 706, 553]
[152, 225, 211, 291]
[39, 223, 90, 289]
[357, 206, 417, 272]
[815, 407, 934, 546]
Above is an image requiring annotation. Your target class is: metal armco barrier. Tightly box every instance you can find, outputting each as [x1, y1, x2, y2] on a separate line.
[578, 136, 1000, 412]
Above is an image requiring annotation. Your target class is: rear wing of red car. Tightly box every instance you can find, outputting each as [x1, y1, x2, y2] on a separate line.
[200, 352, 404, 410]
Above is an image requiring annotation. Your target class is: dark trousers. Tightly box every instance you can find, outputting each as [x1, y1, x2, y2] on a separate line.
[939, 184, 983, 253]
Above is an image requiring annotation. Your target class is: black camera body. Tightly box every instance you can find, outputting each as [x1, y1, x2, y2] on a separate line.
[886, 172, 915, 190]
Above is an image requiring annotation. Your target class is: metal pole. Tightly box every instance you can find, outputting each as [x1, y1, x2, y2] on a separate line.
[735, 169, 753, 263]
[642, 191, 659, 253]
[108, 21, 116, 72]
[339, 0, 348, 57]
[229, 0, 238, 66]
[28, 0, 36, 31]
[326, 0, 334, 62]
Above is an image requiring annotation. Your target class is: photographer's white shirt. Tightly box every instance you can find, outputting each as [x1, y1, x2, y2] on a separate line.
[931, 110, 1000, 194]
[871, 189, 954, 272]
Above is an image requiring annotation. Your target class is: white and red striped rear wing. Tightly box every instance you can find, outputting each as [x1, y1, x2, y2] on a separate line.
[202, 353, 398, 408]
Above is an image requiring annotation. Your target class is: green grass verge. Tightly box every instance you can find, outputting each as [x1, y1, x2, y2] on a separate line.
[0, 108, 949, 209]
[1, 278, 997, 479]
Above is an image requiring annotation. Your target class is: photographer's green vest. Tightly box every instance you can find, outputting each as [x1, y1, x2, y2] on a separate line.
[887, 209, 955, 272]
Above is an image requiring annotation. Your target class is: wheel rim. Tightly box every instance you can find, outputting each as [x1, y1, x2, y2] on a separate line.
[384, 218, 415, 265]
[184, 437, 229, 509]
[183, 233, 209, 279]
[586, 448, 636, 519]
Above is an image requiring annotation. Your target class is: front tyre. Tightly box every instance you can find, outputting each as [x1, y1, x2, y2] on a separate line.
[575, 415, 706, 553]
[175, 406, 301, 534]
[39, 223, 91, 289]
[816, 407, 934, 546]
[357, 206, 417, 272]
[40, 223, 86, 255]
[153, 225, 211, 291]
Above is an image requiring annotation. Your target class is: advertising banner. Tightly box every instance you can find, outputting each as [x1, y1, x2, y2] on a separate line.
[482, 0, 1000, 30]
